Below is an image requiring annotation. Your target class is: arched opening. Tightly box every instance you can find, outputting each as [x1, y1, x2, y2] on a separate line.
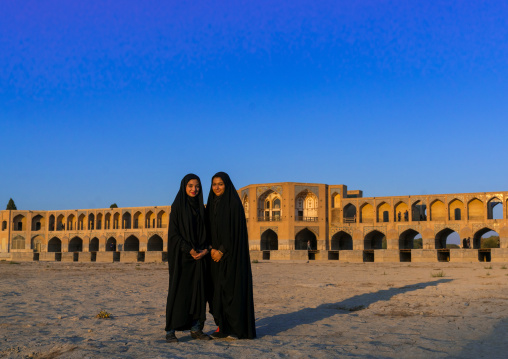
[435, 228, 459, 249]
[430, 200, 446, 221]
[448, 199, 464, 221]
[48, 237, 61, 252]
[364, 230, 385, 250]
[242, 195, 249, 219]
[473, 228, 500, 249]
[146, 211, 154, 228]
[258, 190, 282, 221]
[411, 200, 427, 221]
[399, 229, 421, 249]
[67, 214, 75, 231]
[147, 235, 163, 251]
[96, 213, 103, 230]
[377, 202, 391, 222]
[133, 211, 143, 229]
[1, 220, 6, 231]
[295, 228, 317, 250]
[332, 192, 341, 208]
[260, 229, 278, 250]
[122, 212, 132, 229]
[48, 215, 55, 231]
[105, 213, 111, 230]
[487, 197, 503, 220]
[360, 203, 374, 223]
[295, 191, 318, 221]
[331, 231, 353, 250]
[13, 215, 25, 231]
[56, 214, 65, 230]
[31, 214, 45, 231]
[157, 210, 168, 228]
[395, 201, 409, 222]
[343, 204, 357, 223]
[113, 213, 120, 229]
[89, 237, 99, 252]
[124, 235, 140, 251]
[12, 235, 25, 249]
[468, 198, 484, 221]
[106, 237, 117, 251]
[69, 237, 83, 252]
[88, 214, 95, 230]
[77, 214, 86, 230]
[31, 235, 44, 252]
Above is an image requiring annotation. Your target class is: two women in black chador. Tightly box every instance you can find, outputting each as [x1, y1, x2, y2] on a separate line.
[165, 172, 256, 343]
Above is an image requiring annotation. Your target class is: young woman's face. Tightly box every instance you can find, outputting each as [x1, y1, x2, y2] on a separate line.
[186, 179, 200, 197]
[212, 177, 225, 196]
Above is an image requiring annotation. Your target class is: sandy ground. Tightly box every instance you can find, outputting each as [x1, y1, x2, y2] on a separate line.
[1, 260, 508, 359]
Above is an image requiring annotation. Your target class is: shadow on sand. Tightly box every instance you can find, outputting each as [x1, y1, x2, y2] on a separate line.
[256, 278, 453, 337]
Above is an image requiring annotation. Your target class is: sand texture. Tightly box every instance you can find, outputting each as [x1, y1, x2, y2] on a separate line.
[1, 260, 508, 358]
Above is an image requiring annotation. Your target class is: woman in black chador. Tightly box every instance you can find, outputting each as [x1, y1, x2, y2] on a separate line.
[165, 174, 211, 343]
[206, 172, 256, 339]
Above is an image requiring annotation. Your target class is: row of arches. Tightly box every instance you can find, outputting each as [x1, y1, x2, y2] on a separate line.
[342, 197, 504, 223]
[8, 211, 168, 232]
[12, 234, 164, 252]
[258, 227, 501, 251]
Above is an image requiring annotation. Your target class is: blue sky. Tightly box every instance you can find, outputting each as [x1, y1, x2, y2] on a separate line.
[1, 0, 507, 211]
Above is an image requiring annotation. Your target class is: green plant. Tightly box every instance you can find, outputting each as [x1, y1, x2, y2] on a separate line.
[96, 310, 112, 319]
[6, 198, 17, 210]
[484, 265, 493, 269]
[252, 259, 258, 263]
[486, 272, 490, 276]
[501, 265, 507, 269]
[431, 271, 445, 278]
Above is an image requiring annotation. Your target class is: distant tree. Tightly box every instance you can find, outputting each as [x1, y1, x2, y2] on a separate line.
[481, 236, 500, 249]
[6, 198, 17, 210]
[413, 238, 423, 249]
[110, 203, 118, 209]
[446, 244, 460, 249]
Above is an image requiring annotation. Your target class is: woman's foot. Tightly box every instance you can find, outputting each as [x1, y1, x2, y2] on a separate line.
[165, 332, 178, 343]
[190, 330, 211, 340]
[210, 327, 228, 339]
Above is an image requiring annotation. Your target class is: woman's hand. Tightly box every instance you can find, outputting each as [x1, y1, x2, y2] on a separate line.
[211, 249, 223, 262]
[190, 248, 208, 260]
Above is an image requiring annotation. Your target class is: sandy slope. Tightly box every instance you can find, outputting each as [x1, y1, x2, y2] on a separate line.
[1, 260, 507, 358]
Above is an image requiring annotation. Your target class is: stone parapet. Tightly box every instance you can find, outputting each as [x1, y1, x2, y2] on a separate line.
[339, 250, 364, 263]
[145, 251, 164, 263]
[374, 249, 400, 263]
[449, 249, 479, 263]
[120, 251, 138, 263]
[491, 248, 508, 262]
[411, 249, 439, 263]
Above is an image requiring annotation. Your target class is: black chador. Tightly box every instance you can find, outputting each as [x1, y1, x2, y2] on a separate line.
[206, 172, 256, 339]
[165, 174, 210, 332]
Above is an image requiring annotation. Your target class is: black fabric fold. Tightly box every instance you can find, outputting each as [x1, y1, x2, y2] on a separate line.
[206, 172, 256, 339]
[165, 174, 211, 332]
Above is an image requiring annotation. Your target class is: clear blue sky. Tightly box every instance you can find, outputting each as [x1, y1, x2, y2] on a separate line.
[1, 0, 507, 210]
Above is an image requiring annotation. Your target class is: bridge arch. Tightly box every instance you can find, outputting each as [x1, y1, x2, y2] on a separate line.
[295, 228, 316, 250]
[48, 237, 61, 252]
[399, 229, 421, 249]
[473, 227, 500, 249]
[364, 230, 385, 250]
[430, 200, 446, 221]
[331, 231, 353, 250]
[435, 228, 458, 249]
[468, 198, 484, 221]
[148, 235, 163, 251]
[376, 202, 391, 223]
[68, 237, 83, 252]
[261, 229, 278, 250]
[124, 235, 140, 251]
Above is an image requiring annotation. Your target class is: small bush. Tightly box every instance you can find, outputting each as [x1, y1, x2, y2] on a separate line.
[484, 265, 493, 269]
[501, 265, 507, 269]
[252, 259, 258, 264]
[96, 310, 112, 319]
[431, 271, 445, 278]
